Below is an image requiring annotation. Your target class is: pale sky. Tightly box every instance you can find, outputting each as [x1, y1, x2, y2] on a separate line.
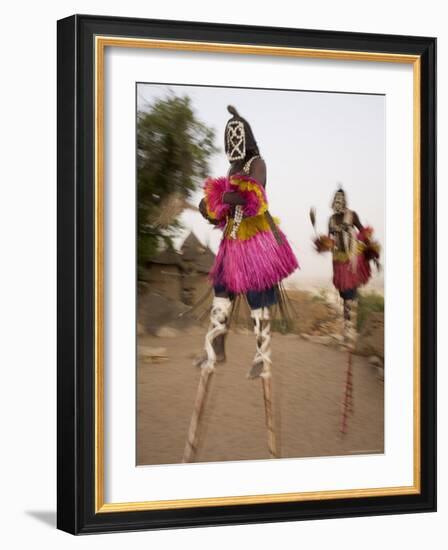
[137, 83, 385, 289]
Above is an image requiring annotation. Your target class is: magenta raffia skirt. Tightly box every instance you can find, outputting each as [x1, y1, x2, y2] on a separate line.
[332, 255, 371, 292]
[210, 228, 299, 295]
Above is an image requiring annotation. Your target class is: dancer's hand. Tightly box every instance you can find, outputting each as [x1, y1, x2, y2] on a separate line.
[198, 198, 219, 225]
[222, 191, 246, 206]
[314, 234, 334, 253]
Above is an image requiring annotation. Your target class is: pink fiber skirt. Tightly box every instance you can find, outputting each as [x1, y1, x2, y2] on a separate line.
[332, 255, 371, 292]
[210, 229, 299, 294]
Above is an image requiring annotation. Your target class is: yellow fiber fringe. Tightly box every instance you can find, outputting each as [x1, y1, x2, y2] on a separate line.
[225, 213, 280, 240]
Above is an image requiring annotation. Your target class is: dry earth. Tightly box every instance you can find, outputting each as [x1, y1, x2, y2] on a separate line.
[137, 328, 384, 465]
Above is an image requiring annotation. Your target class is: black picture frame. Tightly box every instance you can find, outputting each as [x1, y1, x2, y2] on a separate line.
[57, 14, 436, 534]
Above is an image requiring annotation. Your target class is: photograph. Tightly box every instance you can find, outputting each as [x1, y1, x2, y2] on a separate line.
[0, 0, 442, 543]
[136, 83, 385, 466]
[56, 14, 436, 533]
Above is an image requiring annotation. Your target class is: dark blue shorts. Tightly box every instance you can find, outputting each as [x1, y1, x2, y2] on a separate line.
[338, 288, 358, 300]
[214, 285, 278, 310]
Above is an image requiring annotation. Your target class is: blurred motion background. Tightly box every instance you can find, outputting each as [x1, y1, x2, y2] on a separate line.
[136, 84, 385, 466]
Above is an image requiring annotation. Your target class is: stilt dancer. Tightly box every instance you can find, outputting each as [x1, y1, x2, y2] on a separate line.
[183, 106, 299, 462]
[311, 188, 380, 435]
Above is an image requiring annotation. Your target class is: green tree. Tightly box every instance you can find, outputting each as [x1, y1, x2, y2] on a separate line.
[137, 94, 217, 276]
[357, 291, 384, 330]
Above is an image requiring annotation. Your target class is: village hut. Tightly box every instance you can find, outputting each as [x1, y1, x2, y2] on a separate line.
[142, 247, 183, 300]
[180, 232, 215, 305]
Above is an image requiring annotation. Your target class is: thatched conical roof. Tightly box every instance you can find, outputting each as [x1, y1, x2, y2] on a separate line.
[181, 232, 215, 273]
[150, 247, 181, 266]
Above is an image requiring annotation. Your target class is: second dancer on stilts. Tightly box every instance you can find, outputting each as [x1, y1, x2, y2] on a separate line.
[311, 188, 381, 434]
[312, 188, 380, 348]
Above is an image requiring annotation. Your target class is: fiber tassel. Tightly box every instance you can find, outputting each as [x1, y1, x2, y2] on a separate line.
[210, 229, 298, 294]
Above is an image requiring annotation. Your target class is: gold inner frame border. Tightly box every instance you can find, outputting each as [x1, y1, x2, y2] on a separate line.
[94, 36, 421, 513]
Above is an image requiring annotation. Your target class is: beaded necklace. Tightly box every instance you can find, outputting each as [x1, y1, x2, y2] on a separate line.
[229, 155, 261, 239]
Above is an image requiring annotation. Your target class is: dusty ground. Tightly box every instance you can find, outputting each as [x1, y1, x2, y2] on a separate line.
[137, 328, 384, 465]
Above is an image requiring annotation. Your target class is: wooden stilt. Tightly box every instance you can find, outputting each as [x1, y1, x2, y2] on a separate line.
[183, 297, 231, 463]
[261, 373, 278, 458]
[182, 367, 214, 463]
[250, 309, 278, 459]
[340, 297, 358, 435]
[340, 350, 354, 435]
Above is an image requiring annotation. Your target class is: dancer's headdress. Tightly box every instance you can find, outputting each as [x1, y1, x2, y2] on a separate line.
[224, 105, 259, 161]
[331, 187, 347, 213]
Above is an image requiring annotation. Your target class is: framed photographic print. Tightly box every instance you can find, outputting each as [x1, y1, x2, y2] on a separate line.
[57, 14, 436, 534]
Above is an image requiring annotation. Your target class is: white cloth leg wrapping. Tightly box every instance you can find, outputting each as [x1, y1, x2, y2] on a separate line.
[343, 299, 358, 350]
[251, 307, 272, 378]
[203, 297, 231, 373]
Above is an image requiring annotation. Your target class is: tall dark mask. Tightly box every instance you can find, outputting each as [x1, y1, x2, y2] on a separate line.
[224, 105, 259, 162]
[332, 189, 347, 213]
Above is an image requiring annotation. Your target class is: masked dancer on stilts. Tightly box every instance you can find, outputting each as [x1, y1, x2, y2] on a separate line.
[311, 188, 380, 434]
[182, 106, 299, 463]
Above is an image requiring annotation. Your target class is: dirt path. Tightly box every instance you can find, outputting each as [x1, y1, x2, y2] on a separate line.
[137, 330, 384, 465]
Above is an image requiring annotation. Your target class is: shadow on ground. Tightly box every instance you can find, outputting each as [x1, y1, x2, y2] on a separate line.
[25, 510, 56, 528]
